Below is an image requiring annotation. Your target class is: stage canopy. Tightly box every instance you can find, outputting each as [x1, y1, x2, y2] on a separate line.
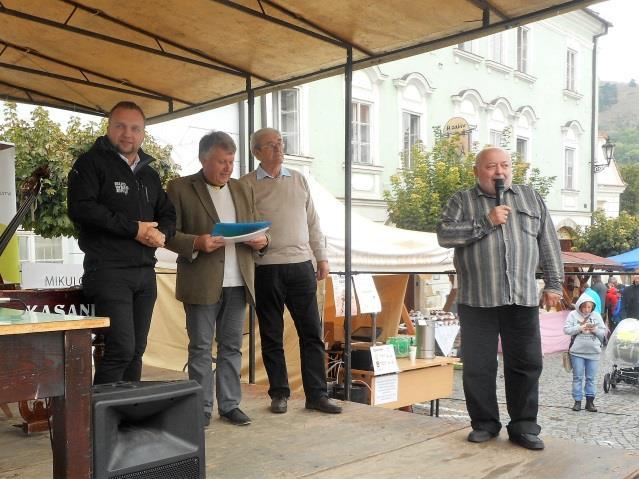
[0, 0, 602, 123]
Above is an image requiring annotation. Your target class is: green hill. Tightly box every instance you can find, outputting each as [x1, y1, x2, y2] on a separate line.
[599, 81, 639, 165]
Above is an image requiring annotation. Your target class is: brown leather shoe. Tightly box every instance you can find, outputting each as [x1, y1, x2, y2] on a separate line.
[305, 396, 342, 414]
[270, 396, 287, 414]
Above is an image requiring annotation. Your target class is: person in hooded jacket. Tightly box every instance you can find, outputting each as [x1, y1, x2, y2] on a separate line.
[563, 292, 606, 412]
[67, 101, 176, 384]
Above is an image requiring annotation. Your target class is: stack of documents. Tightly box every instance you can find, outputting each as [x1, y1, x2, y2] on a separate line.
[212, 221, 271, 243]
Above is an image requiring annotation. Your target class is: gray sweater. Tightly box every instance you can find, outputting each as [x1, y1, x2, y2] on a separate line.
[241, 167, 327, 266]
[564, 292, 606, 360]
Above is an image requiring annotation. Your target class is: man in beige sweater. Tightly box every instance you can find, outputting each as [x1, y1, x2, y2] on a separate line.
[241, 127, 341, 415]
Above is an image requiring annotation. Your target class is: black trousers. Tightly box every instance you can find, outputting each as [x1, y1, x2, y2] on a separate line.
[83, 266, 157, 385]
[458, 304, 542, 436]
[255, 261, 327, 401]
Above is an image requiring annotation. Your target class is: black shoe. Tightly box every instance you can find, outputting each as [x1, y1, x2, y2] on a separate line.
[467, 429, 498, 443]
[585, 397, 597, 412]
[508, 433, 545, 450]
[203, 412, 211, 427]
[305, 396, 342, 414]
[270, 396, 288, 414]
[572, 400, 582, 411]
[221, 408, 251, 426]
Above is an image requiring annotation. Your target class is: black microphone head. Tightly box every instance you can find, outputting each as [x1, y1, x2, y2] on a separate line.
[494, 178, 504, 206]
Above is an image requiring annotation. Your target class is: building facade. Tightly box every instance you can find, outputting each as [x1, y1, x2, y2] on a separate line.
[151, 9, 621, 238]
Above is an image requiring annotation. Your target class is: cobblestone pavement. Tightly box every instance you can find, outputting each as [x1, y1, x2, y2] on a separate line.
[415, 350, 639, 450]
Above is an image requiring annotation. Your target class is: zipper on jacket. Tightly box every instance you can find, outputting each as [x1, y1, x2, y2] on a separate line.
[136, 175, 149, 264]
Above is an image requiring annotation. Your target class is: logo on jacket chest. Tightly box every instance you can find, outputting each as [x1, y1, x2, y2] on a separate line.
[114, 181, 130, 195]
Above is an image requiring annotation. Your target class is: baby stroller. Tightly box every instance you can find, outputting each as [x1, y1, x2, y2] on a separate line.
[603, 318, 639, 392]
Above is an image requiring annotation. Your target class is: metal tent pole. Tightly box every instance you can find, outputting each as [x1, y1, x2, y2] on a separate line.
[344, 46, 353, 401]
[246, 75, 257, 383]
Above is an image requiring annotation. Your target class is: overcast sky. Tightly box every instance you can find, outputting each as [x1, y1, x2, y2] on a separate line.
[591, 0, 638, 83]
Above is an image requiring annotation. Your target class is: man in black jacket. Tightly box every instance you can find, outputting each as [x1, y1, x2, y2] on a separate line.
[68, 101, 175, 384]
[622, 275, 639, 320]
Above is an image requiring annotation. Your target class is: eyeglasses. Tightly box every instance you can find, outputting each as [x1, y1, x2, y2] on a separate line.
[259, 140, 285, 150]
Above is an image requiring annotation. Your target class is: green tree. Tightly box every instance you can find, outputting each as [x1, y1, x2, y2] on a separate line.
[384, 130, 555, 232]
[608, 128, 639, 165]
[0, 102, 179, 238]
[573, 211, 639, 257]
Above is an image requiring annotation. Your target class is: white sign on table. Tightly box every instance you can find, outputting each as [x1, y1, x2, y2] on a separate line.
[352, 274, 382, 314]
[331, 274, 357, 317]
[21, 262, 84, 289]
[370, 344, 400, 375]
[373, 373, 399, 405]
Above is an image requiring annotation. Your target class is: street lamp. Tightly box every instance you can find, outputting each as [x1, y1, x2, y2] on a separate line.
[590, 137, 616, 225]
[594, 137, 615, 173]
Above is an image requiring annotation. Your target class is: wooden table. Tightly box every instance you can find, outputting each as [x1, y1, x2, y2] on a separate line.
[0, 307, 109, 479]
[350, 356, 459, 411]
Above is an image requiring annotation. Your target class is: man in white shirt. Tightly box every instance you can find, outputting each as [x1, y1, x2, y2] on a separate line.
[166, 131, 267, 427]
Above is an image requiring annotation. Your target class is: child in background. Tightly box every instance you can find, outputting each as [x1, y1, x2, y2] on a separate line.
[563, 292, 606, 412]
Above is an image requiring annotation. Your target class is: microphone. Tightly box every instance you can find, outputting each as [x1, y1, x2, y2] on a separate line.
[494, 178, 504, 206]
[0, 297, 28, 312]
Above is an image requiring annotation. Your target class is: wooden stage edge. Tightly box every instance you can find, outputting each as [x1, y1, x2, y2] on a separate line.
[1, 365, 638, 479]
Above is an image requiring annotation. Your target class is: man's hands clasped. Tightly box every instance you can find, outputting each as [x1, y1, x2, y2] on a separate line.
[136, 221, 165, 248]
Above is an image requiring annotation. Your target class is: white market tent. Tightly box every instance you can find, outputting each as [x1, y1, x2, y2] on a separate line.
[310, 177, 454, 273]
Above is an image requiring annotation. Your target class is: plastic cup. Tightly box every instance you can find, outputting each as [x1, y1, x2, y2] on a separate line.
[409, 345, 417, 361]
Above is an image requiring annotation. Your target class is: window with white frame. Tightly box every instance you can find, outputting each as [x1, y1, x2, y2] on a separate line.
[517, 27, 529, 73]
[564, 147, 576, 189]
[489, 33, 504, 63]
[275, 88, 300, 155]
[458, 40, 479, 55]
[18, 234, 64, 263]
[457, 95, 481, 150]
[352, 101, 371, 164]
[566, 49, 577, 91]
[515, 108, 535, 163]
[490, 129, 503, 147]
[402, 112, 421, 169]
[516, 137, 529, 162]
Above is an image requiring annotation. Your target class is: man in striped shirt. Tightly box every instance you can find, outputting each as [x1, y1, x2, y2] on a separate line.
[437, 147, 563, 451]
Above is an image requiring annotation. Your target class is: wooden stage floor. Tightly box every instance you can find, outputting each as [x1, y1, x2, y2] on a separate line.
[1, 366, 638, 479]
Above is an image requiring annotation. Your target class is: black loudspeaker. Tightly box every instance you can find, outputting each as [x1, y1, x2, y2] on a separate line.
[92, 380, 205, 479]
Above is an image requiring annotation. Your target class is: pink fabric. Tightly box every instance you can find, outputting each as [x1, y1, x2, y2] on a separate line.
[498, 310, 571, 355]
